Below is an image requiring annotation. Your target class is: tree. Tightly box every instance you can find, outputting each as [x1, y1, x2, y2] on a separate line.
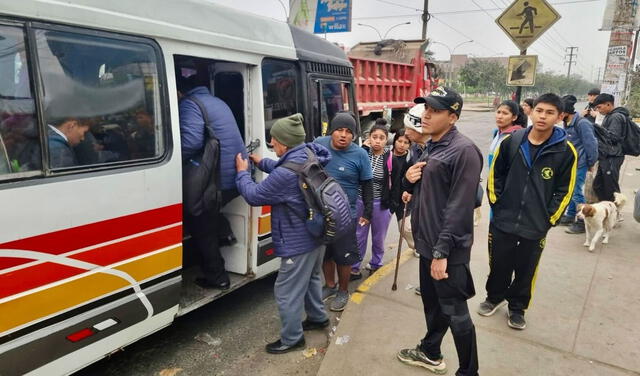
[458, 59, 508, 95]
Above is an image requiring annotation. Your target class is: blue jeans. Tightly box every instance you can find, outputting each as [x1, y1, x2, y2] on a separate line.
[566, 166, 587, 218]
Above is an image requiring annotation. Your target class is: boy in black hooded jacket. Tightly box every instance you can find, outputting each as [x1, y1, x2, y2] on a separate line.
[479, 93, 577, 330]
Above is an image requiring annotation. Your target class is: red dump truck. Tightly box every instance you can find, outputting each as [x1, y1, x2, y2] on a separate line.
[348, 39, 437, 132]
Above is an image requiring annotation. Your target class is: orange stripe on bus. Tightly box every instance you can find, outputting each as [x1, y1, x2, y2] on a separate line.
[0, 226, 182, 299]
[258, 216, 271, 235]
[0, 246, 181, 334]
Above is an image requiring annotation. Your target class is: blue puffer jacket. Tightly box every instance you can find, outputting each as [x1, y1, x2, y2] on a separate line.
[565, 112, 598, 169]
[179, 86, 245, 191]
[236, 143, 331, 258]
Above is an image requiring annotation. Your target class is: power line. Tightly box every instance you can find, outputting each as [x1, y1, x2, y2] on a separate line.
[430, 13, 502, 55]
[367, 0, 601, 17]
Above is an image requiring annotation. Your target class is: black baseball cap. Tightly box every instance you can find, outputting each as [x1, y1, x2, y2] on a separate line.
[414, 86, 463, 117]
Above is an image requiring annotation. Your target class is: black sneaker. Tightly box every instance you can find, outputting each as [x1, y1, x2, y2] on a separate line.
[565, 220, 585, 234]
[508, 310, 526, 330]
[302, 318, 330, 331]
[265, 338, 306, 354]
[349, 271, 363, 281]
[397, 345, 447, 374]
[477, 299, 506, 316]
[559, 216, 574, 226]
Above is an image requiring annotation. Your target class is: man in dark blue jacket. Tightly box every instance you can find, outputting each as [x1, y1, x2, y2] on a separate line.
[235, 113, 330, 354]
[399, 87, 482, 376]
[177, 74, 245, 289]
[560, 95, 598, 234]
[481, 93, 577, 331]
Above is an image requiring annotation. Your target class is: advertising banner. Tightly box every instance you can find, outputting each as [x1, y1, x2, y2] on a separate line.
[289, 0, 352, 34]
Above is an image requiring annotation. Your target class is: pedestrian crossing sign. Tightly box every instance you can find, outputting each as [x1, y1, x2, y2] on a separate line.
[496, 0, 561, 51]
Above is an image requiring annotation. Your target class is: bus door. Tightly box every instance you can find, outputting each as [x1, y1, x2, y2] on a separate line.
[308, 78, 357, 138]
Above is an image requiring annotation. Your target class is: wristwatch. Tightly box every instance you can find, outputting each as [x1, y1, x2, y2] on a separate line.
[432, 249, 445, 259]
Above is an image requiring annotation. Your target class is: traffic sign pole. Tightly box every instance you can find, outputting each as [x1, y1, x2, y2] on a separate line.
[515, 49, 527, 103]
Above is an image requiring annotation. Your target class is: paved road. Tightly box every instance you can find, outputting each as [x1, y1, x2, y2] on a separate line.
[76, 107, 503, 376]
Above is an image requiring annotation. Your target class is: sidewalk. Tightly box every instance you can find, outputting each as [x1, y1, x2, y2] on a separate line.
[318, 156, 640, 376]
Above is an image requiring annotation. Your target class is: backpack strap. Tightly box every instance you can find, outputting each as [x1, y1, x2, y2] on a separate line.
[508, 129, 526, 165]
[185, 95, 216, 140]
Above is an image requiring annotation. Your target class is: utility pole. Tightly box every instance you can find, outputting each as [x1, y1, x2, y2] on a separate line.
[421, 0, 430, 40]
[565, 46, 578, 78]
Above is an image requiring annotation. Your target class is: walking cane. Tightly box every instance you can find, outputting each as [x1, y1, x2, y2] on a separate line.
[392, 202, 408, 291]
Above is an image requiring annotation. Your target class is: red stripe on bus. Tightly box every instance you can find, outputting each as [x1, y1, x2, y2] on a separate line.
[0, 204, 182, 270]
[0, 226, 182, 299]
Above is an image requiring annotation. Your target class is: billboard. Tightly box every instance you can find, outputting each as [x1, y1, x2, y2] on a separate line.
[601, 0, 640, 31]
[289, 0, 352, 34]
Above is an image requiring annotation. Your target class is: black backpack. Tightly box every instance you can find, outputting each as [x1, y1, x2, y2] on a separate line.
[622, 117, 640, 156]
[282, 147, 354, 244]
[182, 96, 222, 216]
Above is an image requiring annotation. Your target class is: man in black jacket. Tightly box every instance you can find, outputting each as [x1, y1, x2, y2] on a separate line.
[581, 88, 600, 123]
[592, 93, 627, 202]
[397, 87, 483, 376]
[479, 93, 577, 330]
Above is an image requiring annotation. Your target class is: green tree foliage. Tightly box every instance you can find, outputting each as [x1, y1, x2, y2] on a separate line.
[457, 58, 596, 97]
[626, 67, 640, 117]
[458, 60, 508, 94]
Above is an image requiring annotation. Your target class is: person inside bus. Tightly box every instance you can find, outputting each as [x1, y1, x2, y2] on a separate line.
[177, 71, 245, 290]
[235, 113, 330, 354]
[129, 109, 156, 159]
[47, 116, 90, 168]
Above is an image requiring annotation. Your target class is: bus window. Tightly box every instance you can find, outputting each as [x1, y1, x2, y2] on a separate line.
[261, 59, 298, 143]
[34, 28, 164, 169]
[312, 80, 352, 137]
[0, 24, 41, 176]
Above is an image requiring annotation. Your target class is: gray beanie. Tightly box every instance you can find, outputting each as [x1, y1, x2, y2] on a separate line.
[329, 112, 357, 135]
[270, 113, 306, 148]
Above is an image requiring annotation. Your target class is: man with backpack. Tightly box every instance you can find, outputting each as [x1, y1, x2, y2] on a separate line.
[559, 95, 598, 234]
[480, 93, 577, 331]
[177, 73, 245, 290]
[592, 93, 629, 203]
[315, 112, 373, 312]
[235, 113, 331, 354]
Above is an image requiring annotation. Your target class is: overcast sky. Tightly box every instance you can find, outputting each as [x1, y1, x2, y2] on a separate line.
[210, 0, 610, 81]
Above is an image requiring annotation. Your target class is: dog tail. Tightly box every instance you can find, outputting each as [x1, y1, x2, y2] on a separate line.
[613, 192, 627, 208]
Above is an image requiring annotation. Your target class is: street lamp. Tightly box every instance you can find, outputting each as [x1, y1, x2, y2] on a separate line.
[357, 22, 412, 41]
[431, 40, 473, 85]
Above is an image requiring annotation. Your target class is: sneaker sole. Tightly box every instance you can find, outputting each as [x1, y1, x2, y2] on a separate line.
[397, 353, 447, 374]
[477, 300, 507, 316]
[322, 290, 338, 302]
[507, 319, 526, 330]
[329, 303, 347, 312]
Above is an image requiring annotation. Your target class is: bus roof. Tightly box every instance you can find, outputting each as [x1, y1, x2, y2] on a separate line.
[1, 0, 300, 60]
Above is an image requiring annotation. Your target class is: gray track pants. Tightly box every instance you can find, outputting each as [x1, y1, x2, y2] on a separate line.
[274, 245, 328, 345]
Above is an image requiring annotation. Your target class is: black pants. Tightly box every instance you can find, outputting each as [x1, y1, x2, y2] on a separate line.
[419, 257, 479, 376]
[485, 224, 544, 314]
[593, 156, 624, 202]
[184, 190, 237, 284]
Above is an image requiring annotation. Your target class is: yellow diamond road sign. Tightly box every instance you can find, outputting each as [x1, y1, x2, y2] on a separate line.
[496, 0, 561, 51]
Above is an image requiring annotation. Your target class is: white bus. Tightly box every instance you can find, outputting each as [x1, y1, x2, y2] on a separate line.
[0, 1, 357, 374]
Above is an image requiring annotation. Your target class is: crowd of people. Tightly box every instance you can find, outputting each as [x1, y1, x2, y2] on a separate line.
[177, 69, 637, 374]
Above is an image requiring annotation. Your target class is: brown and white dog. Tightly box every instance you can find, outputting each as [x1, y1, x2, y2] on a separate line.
[577, 192, 627, 252]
